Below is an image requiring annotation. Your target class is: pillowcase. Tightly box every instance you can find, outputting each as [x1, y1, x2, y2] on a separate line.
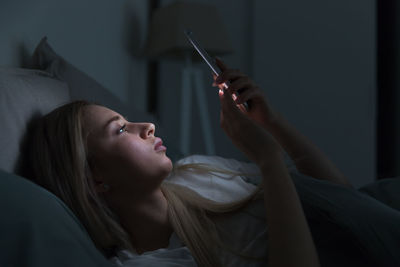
[30, 37, 156, 124]
[0, 67, 70, 174]
[0, 169, 113, 267]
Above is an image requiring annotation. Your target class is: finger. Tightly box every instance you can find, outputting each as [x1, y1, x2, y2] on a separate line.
[215, 57, 229, 71]
[235, 88, 263, 104]
[219, 91, 236, 118]
[213, 74, 228, 90]
[216, 69, 246, 85]
[237, 103, 248, 113]
[211, 73, 218, 87]
[219, 94, 241, 137]
[227, 77, 254, 95]
[222, 95, 247, 126]
[220, 89, 238, 111]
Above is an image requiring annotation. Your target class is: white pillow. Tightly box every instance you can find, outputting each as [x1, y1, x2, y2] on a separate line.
[30, 37, 155, 123]
[0, 67, 70, 174]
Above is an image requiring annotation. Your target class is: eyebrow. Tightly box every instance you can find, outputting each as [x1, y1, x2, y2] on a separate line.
[104, 115, 122, 130]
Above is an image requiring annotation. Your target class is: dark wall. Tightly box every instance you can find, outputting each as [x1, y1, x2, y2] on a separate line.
[253, 0, 376, 187]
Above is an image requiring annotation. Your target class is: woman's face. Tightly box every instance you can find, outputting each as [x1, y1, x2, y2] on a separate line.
[82, 105, 172, 195]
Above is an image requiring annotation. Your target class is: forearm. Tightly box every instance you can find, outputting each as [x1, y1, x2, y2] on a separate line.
[260, 157, 320, 267]
[265, 112, 352, 187]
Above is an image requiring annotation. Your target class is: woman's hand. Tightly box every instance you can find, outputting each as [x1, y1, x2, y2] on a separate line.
[216, 60, 321, 267]
[219, 86, 283, 168]
[214, 59, 350, 188]
[213, 58, 279, 130]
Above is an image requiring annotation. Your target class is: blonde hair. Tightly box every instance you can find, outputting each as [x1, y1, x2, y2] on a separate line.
[27, 100, 263, 266]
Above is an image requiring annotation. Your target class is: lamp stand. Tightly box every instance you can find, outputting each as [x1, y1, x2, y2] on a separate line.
[180, 54, 215, 156]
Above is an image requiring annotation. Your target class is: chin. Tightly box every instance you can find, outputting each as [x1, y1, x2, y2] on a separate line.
[163, 156, 173, 175]
[153, 154, 173, 178]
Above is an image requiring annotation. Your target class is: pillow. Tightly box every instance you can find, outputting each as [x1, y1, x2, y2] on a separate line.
[0, 67, 70, 174]
[358, 177, 400, 211]
[0, 169, 113, 267]
[291, 172, 400, 266]
[30, 37, 183, 161]
[30, 37, 155, 124]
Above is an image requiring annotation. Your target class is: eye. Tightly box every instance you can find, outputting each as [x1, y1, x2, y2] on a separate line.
[118, 124, 127, 134]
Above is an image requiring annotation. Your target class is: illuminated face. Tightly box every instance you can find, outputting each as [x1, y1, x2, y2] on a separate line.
[82, 105, 172, 195]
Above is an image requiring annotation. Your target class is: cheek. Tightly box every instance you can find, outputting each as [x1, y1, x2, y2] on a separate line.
[124, 145, 173, 181]
[94, 138, 172, 187]
[119, 144, 154, 175]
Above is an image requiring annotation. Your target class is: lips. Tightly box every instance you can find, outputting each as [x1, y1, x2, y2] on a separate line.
[154, 138, 167, 152]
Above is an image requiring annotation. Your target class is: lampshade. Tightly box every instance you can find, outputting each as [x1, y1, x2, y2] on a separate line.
[145, 1, 233, 60]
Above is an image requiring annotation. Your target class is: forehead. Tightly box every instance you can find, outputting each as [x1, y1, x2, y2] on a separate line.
[82, 105, 120, 133]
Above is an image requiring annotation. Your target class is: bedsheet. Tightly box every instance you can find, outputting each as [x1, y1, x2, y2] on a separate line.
[111, 155, 400, 267]
[292, 172, 400, 267]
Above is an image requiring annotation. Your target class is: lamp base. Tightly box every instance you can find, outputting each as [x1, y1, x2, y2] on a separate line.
[180, 67, 215, 156]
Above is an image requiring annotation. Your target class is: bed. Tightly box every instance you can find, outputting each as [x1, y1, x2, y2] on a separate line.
[1, 37, 400, 266]
[0, 36, 265, 266]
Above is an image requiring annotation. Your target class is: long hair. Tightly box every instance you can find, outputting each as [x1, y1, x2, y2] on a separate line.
[27, 100, 263, 266]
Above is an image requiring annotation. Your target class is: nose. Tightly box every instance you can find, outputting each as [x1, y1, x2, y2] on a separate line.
[140, 123, 155, 139]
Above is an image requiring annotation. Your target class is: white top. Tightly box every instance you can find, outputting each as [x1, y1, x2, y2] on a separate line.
[110, 232, 197, 266]
[110, 155, 269, 266]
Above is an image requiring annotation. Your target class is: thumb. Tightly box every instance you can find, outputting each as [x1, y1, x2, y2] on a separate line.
[215, 57, 228, 72]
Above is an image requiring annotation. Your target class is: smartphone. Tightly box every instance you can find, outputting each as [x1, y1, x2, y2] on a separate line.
[184, 29, 249, 110]
[184, 29, 222, 78]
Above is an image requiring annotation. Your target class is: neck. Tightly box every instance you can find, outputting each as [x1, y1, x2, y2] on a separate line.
[108, 188, 172, 254]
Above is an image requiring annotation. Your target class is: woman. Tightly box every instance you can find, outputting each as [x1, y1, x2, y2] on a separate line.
[27, 58, 356, 266]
